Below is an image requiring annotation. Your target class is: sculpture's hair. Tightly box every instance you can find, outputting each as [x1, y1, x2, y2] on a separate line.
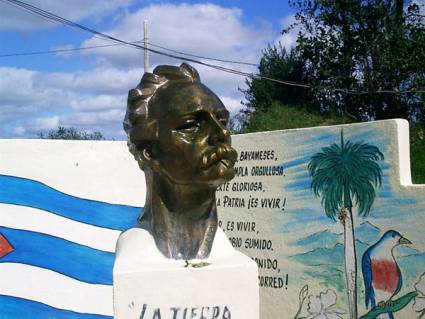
[123, 63, 200, 169]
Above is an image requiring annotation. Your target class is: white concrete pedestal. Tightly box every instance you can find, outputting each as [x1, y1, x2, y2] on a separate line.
[113, 228, 259, 319]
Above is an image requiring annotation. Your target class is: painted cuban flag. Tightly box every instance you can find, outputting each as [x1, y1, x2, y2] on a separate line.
[0, 174, 141, 318]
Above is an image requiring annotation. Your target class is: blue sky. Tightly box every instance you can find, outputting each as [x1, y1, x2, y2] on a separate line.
[0, 0, 296, 139]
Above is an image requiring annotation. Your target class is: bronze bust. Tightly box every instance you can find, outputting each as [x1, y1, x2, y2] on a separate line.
[123, 63, 237, 260]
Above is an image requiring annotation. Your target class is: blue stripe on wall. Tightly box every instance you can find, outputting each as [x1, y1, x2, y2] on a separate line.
[0, 175, 141, 230]
[0, 295, 112, 319]
[280, 157, 308, 170]
[0, 227, 114, 285]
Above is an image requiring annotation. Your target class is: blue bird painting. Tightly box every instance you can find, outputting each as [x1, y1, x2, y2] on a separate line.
[362, 230, 412, 319]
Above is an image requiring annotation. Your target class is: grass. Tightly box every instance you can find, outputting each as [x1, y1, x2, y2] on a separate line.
[240, 102, 355, 133]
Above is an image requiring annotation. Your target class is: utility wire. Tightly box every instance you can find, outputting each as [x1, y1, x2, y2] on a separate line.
[0, 0, 258, 68]
[1, 0, 259, 69]
[1, 0, 424, 95]
[0, 41, 142, 57]
[147, 42, 258, 67]
[0, 39, 259, 67]
[1, 0, 258, 66]
[0, 0, 278, 81]
[0, 0, 252, 71]
[1, 0, 112, 44]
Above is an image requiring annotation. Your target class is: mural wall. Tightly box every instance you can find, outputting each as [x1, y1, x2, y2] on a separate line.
[217, 119, 425, 319]
[0, 141, 143, 318]
[0, 119, 424, 319]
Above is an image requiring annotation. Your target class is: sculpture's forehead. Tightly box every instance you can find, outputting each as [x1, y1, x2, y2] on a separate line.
[152, 82, 226, 118]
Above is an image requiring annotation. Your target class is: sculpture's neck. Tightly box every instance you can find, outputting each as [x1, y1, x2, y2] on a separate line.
[139, 171, 218, 260]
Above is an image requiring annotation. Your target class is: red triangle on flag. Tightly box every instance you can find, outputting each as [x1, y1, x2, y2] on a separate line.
[0, 233, 14, 258]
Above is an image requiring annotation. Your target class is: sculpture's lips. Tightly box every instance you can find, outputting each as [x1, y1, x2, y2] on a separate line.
[201, 145, 237, 169]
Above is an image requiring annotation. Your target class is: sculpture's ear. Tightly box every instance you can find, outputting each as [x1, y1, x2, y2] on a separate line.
[138, 147, 161, 172]
[130, 119, 160, 170]
[129, 119, 158, 147]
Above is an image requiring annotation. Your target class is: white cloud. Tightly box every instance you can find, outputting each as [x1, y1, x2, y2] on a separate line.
[0, 104, 38, 123]
[0, 66, 131, 138]
[193, 63, 253, 97]
[0, 64, 248, 139]
[220, 96, 244, 116]
[0, 3, 285, 138]
[31, 115, 60, 130]
[275, 14, 299, 50]
[12, 126, 26, 136]
[0, 67, 64, 108]
[82, 3, 271, 67]
[63, 109, 124, 126]
[0, 0, 133, 31]
[62, 109, 127, 139]
[12, 115, 60, 137]
[52, 44, 75, 59]
[40, 67, 143, 95]
[70, 95, 125, 111]
[80, 3, 270, 98]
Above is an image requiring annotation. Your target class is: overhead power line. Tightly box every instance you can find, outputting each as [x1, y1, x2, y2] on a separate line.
[1, 0, 258, 66]
[0, 40, 259, 67]
[0, 0, 274, 79]
[1, 0, 424, 95]
[147, 42, 258, 67]
[0, 41, 141, 57]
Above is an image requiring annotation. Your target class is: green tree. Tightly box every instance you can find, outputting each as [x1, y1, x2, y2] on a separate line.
[37, 126, 106, 140]
[307, 130, 384, 319]
[410, 124, 425, 183]
[242, 44, 311, 114]
[287, 0, 425, 122]
[240, 101, 354, 133]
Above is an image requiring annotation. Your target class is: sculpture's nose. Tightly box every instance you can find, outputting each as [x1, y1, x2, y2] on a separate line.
[209, 116, 230, 145]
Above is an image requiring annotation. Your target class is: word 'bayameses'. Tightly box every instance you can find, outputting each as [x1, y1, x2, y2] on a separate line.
[124, 63, 237, 260]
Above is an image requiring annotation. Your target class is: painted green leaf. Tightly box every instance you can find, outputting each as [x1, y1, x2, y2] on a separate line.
[359, 291, 418, 319]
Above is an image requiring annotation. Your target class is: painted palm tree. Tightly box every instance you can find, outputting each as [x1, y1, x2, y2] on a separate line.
[307, 129, 384, 319]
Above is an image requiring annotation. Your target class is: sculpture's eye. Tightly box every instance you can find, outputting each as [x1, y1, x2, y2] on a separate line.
[218, 117, 228, 127]
[176, 120, 199, 132]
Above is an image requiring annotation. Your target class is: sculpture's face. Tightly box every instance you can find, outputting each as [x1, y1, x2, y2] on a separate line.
[149, 82, 237, 187]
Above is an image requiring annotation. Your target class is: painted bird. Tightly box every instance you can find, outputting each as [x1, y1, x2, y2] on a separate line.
[362, 230, 412, 319]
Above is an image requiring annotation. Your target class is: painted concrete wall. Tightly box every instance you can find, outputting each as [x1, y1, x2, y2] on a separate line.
[0, 119, 424, 319]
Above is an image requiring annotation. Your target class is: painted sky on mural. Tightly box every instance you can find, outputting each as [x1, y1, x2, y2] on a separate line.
[0, 0, 297, 139]
[281, 125, 424, 241]
[277, 122, 425, 313]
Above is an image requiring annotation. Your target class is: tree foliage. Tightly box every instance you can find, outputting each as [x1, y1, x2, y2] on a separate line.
[240, 101, 354, 133]
[242, 0, 425, 125]
[287, 0, 425, 122]
[38, 126, 106, 140]
[242, 45, 312, 113]
[410, 124, 425, 183]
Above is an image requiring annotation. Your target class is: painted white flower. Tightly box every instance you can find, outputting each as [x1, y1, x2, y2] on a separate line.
[306, 289, 345, 319]
[413, 272, 425, 313]
[294, 285, 309, 319]
[300, 285, 309, 304]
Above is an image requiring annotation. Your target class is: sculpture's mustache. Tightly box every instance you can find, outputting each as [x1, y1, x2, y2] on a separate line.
[201, 145, 237, 169]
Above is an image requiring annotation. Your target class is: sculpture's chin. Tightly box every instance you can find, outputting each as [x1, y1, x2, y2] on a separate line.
[202, 169, 235, 189]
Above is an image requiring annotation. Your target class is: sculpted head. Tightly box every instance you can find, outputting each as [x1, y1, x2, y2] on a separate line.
[123, 63, 237, 259]
[124, 63, 237, 188]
